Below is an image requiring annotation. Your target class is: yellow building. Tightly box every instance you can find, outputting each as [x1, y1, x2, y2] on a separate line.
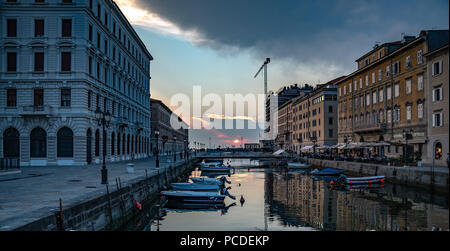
[336, 30, 449, 163]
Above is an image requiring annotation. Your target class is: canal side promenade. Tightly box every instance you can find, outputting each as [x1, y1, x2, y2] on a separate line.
[0, 155, 193, 231]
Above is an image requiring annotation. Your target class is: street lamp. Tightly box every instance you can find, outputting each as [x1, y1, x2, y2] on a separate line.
[154, 129, 160, 168]
[403, 129, 413, 167]
[173, 136, 177, 162]
[95, 107, 111, 184]
[311, 136, 317, 155]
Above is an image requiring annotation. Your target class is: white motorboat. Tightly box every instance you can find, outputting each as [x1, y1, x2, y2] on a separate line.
[171, 182, 220, 192]
[190, 176, 231, 186]
[287, 162, 311, 169]
[161, 190, 226, 204]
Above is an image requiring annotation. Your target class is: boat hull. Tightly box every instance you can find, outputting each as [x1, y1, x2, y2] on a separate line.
[171, 183, 220, 191]
[345, 176, 385, 184]
[287, 162, 311, 169]
[161, 191, 225, 204]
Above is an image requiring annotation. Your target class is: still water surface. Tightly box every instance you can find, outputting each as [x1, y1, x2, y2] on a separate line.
[128, 159, 449, 231]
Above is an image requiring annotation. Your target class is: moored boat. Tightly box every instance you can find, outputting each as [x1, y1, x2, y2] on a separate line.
[287, 162, 311, 169]
[345, 176, 385, 184]
[160, 190, 226, 204]
[310, 168, 345, 176]
[171, 182, 220, 192]
[191, 176, 231, 186]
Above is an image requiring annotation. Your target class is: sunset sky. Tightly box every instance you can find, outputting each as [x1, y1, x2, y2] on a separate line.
[115, 0, 449, 148]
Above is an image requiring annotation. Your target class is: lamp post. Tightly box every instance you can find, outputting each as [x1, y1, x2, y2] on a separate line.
[311, 136, 317, 155]
[155, 129, 160, 168]
[403, 129, 413, 167]
[173, 136, 177, 162]
[95, 107, 111, 185]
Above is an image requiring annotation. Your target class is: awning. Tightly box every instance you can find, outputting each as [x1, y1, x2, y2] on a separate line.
[300, 145, 314, 152]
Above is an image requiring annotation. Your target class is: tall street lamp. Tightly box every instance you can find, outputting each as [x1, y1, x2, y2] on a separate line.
[173, 136, 177, 162]
[95, 107, 111, 184]
[154, 129, 160, 168]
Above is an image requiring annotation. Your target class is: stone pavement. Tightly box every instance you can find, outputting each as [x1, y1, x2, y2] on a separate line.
[0, 155, 190, 230]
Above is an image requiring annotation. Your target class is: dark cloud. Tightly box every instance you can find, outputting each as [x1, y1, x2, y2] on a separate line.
[135, 0, 448, 68]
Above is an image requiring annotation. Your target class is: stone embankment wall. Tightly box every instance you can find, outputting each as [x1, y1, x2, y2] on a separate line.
[307, 159, 449, 191]
[14, 159, 199, 231]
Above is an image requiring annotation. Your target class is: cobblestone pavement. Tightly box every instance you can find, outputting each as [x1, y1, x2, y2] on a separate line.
[0, 155, 191, 230]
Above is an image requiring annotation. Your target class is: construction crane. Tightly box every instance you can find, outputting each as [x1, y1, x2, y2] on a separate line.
[254, 58, 270, 95]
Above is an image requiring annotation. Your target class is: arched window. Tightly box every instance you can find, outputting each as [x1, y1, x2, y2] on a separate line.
[111, 132, 115, 156]
[435, 142, 443, 160]
[3, 127, 20, 158]
[57, 127, 73, 157]
[117, 132, 121, 155]
[30, 127, 46, 158]
[86, 129, 92, 164]
[95, 129, 100, 156]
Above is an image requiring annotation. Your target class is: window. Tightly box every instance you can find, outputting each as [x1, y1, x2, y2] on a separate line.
[328, 129, 333, 138]
[406, 105, 412, 121]
[7, 52, 17, 72]
[386, 65, 390, 77]
[433, 112, 443, 127]
[343, 86, 346, 95]
[393, 61, 401, 74]
[433, 88, 443, 102]
[372, 72, 375, 84]
[366, 94, 370, 106]
[432, 61, 443, 75]
[7, 19, 17, 37]
[387, 86, 392, 100]
[62, 0, 72, 3]
[3, 128, 20, 158]
[394, 108, 400, 122]
[417, 50, 423, 64]
[379, 89, 383, 103]
[406, 56, 411, 69]
[30, 127, 47, 158]
[329, 117, 333, 125]
[418, 103, 423, 119]
[34, 19, 44, 37]
[57, 127, 73, 158]
[97, 4, 101, 18]
[88, 56, 92, 74]
[394, 83, 399, 97]
[62, 19, 72, 37]
[89, 0, 93, 9]
[7, 89, 17, 107]
[61, 52, 71, 71]
[61, 88, 71, 107]
[359, 78, 362, 89]
[378, 69, 382, 81]
[88, 91, 92, 109]
[372, 92, 376, 104]
[97, 32, 101, 48]
[34, 89, 44, 107]
[88, 24, 93, 41]
[328, 106, 333, 113]
[365, 75, 369, 86]
[406, 79, 412, 94]
[387, 109, 392, 123]
[104, 12, 108, 27]
[34, 52, 44, 72]
[417, 75, 423, 91]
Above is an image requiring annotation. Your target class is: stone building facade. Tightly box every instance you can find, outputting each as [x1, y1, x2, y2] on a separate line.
[0, 0, 153, 166]
[336, 30, 448, 164]
[150, 98, 189, 159]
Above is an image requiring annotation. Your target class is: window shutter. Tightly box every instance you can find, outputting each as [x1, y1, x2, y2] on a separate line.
[439, 60, 443, 74]
[433, 114, 436, 127]
[440, 88, 443, 101]
[440, 112, 444, 127]
[432, 90, 436, 102]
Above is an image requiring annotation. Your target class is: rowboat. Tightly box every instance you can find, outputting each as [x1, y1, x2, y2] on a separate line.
[201, 166, 231, 172]
[345, 176, 386, 184]
[164, 201, 237, 213]
[171, 182, 220, 192]
[287, 162, 311, 169]
[191, 176, 231, 186]
[161, 190, 226, 204]
[310, 168, 344, 176]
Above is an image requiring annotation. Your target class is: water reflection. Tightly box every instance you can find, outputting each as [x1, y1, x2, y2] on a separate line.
[266, 169, 449, 231]
[131, 161, 448, 231]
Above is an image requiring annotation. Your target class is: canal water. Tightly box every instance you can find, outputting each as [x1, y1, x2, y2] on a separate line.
[126, 159, 449, 231]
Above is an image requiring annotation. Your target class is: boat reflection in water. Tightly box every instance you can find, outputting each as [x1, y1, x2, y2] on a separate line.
[164, 201, 237, 215]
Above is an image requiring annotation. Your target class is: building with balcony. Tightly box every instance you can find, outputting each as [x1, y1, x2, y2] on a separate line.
[425, 42, 449, 167]
[150, 98, 189, 159]
[0, 0, 153, 166]
[336, 30, 448, 163]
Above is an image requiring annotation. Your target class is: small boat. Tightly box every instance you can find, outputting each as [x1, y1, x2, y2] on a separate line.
[200, 162, 223, 167]
[164, 201, 237, 213]
[191, 176, 231, 186]
[201, 171, 231, 178]
[345, 183, 385, 190]
[310, 168, 344, 176]
[161, 190, 226, 204]
[287, 162, 311, 169]
[345, 176, 386, 184]
[171, 182, 220, 192]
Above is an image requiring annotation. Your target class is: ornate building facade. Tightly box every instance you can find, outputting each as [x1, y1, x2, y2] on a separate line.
[0, 0, 153, 166]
